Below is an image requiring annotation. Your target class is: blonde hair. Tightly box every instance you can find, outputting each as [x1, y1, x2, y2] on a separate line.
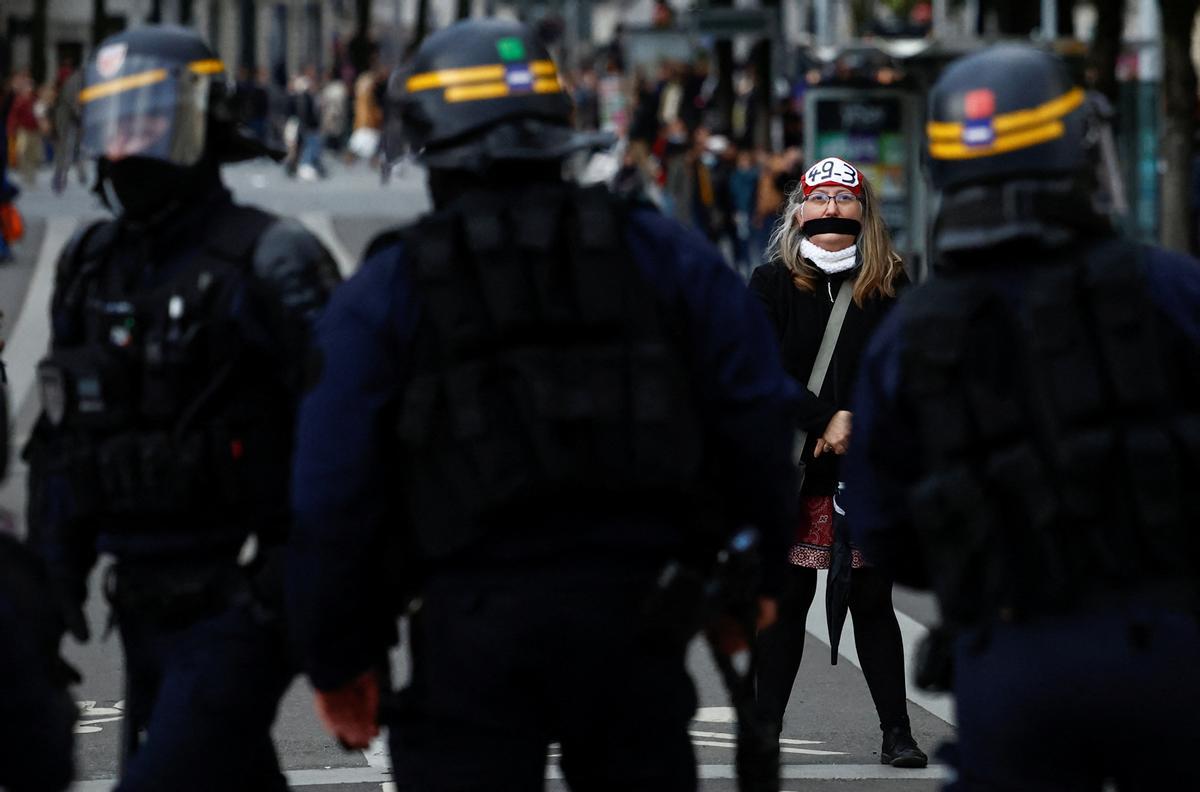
[766, 168, 905, 306]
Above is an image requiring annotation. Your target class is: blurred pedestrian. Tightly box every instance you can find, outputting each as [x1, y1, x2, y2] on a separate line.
[847, 44, 1200, 790]
[0, 177, 17, 264]
[7, 72, 42, 187]
[349, 58, 383, 163]
[236, 65, 270, 143]
[754, 148, 802, 264]
[728, 147, 759, 277]
[51, 59, 87, 193]
[261, 66, 289, 149]
[320, 68, 349, 154]
[288, 67, 327, 180]
[571, 65, 600, 131]
[750, 156, 927, 768]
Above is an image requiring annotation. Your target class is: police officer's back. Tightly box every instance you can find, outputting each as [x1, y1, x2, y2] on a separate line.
[288, 19, 799, 792]
[25, 25, 340, 791]
[846, 45, 1200, 789]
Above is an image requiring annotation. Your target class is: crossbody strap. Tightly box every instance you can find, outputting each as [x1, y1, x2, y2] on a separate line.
[793, 279, 853, 465]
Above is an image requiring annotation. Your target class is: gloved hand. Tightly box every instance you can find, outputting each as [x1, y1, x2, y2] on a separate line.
[313, 669, 380, 750]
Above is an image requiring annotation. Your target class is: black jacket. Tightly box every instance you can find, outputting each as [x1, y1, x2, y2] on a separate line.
[750, 259, 905, 496]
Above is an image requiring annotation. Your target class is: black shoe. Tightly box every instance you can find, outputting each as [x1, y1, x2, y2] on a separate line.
[880, 726, 928, 768]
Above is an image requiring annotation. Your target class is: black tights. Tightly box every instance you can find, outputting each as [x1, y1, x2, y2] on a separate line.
[754, 565, 910, 735]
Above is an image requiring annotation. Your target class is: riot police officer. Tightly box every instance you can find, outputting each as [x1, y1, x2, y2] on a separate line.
[1, 330, 77, 792]
[288, 19, 799, 791]
[25, 25, 340, 790]
[846, 45, 1200, 789]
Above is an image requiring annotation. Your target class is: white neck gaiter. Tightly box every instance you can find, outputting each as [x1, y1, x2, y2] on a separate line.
[800, 239, 859, 274]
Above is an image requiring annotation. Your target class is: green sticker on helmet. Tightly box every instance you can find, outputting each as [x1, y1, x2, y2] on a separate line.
[496, 37, 526, 62]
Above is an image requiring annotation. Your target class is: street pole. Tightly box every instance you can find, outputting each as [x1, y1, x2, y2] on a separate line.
[932, 0, 946, 39]
[964, 0, 980, 36]
[31, 0, 47, 84]
[239, 0, 257, 70]
[814, 0, 831, 49]
[1040, 0, 1057, 39]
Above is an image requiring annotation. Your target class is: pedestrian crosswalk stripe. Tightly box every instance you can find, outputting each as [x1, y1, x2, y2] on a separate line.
[73, 762, 952, 789]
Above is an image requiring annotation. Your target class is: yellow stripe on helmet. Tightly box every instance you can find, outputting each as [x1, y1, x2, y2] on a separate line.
[928, 119, 1066, 161]
[188, 59, 226, 75]
[409, 65, 506, 92]
[408, 60, 559, 93]
[79, 58, 226, 105]
[443, 79, 565, 104]
[79, 68, 169, 104]
[927, 87, 1085, 143]
[444, 82, 511, 103]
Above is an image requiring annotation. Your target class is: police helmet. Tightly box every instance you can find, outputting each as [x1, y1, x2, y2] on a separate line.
[927, 45, 1122, 253]
[927, 45, 1092, 191]
[388, 19, 612, 171]
[81, 25, 279, 167]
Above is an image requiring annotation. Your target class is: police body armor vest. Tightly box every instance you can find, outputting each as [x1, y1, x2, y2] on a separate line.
[901, 239, 1200, 628]
[395, 183, 703, 560]
[38, 205, 290, 537]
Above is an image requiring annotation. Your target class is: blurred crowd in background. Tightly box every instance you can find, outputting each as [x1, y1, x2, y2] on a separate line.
[0, 33, 823, 279]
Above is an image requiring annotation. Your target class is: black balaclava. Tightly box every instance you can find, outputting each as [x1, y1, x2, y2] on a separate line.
[100, 155, 220, 225]
[426, 160, 564, 210]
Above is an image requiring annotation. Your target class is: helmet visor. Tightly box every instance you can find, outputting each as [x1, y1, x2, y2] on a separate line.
[80, 55, 221, 166]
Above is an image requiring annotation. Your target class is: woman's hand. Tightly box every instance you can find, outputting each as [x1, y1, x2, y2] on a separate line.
[814, 410, 852, 457]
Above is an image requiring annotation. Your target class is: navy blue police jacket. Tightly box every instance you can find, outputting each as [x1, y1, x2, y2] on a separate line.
[289, 203, 802, 691]
[29, 186, 338, 579]
[844, 244, 1200, 589]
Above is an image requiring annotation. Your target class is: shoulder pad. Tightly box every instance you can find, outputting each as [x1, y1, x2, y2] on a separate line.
[251, 218, 343, 320]
[55, 219, 115, 284]
[208, 204, 277, 262]
[52, 219, 117, 321]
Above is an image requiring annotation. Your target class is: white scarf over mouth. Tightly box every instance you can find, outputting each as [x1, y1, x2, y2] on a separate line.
[801, 239, 859, 274]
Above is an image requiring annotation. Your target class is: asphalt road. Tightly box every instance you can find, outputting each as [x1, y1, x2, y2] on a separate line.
[0, 158, 956, 791]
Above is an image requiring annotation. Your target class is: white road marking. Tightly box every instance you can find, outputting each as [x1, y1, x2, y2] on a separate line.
[361, 732, 389, 769]
[74, 701, 124, 734]
[543, 763, 950, 781]
[806, 569, 957, 726]
[692, 705, 736, 723]
[297, 211, 357, 278]
[73, 762, 952, 789]
[74, 716, 123, 733]
[361, 731, 391, 792]
[77, 701, 123, 717]
[689, 730, 847, 756]
[689, 730, 824, 746]
[6, 217, 78, 418]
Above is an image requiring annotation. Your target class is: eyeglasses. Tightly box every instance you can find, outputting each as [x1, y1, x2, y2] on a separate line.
[804, 192, 860, 207]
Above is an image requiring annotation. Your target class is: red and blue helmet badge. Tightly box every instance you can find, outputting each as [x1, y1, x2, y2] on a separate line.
[961, 89, 997, 148]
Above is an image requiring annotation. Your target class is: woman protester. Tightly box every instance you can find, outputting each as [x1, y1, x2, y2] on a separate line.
[749, 156, 926, 768]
